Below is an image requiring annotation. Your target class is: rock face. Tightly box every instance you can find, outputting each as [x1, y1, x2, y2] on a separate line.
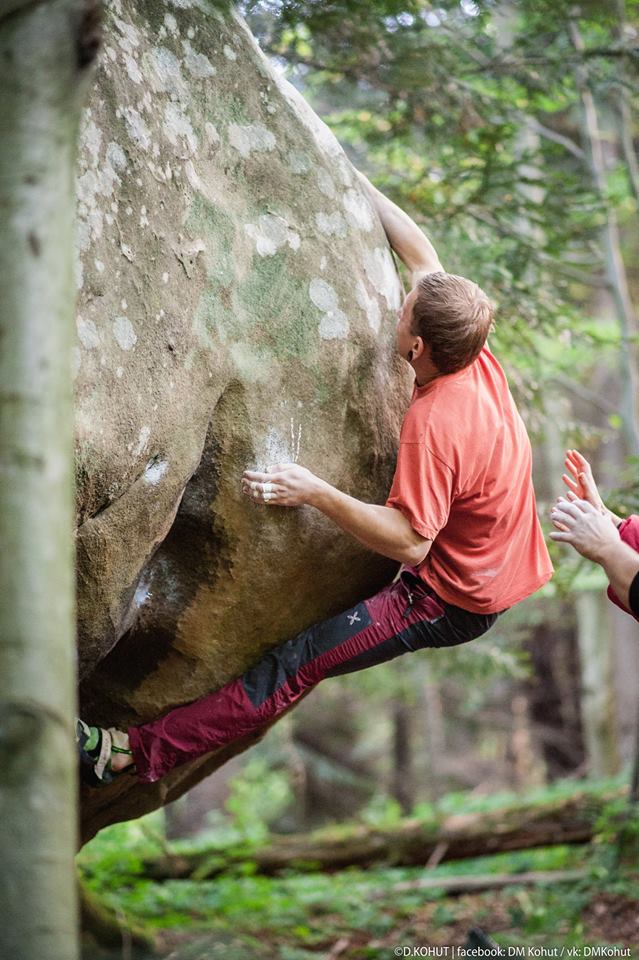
[76, 0, 408, 841]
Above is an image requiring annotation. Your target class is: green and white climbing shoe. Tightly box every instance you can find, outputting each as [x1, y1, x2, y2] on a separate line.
[75, 718, 133, 786]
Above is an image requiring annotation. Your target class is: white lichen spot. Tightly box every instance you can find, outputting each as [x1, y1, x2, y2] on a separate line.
[244, 214, 300, 257]
[187, 25, 195, 38]
[132, 424, 151, 457]
[139, 206, 149, 228]
[317, 168, 336, 198]
[113, 315, 137, 350]
[77, 315, 100, 349]
[343, 188, 374, 231]
[288, 151, 311, 174]
[164, 12, 178, 35]
[205, 122, 220, 147]
[315, 211, 347, 238]
[74, 254, 84, 291]
[145, 47, 189, 103]
[83, 120, 102, 165]
[336, 157, 354, 187]
[228, 123, 275, 159]
[320, 256, 327, 271]
[94, 259, 105, 273]
[162, 272, 169, 283]
[223, 44, 237, 61]
[309, 278, 349, 340]
[116, 366, 124, 378]
[114, 17, 140, 55]
[364, 247, 402, 309]
[76, 128, 128, 251]
[72, 346, 82, 378]
[356, 280, 381, 334]
[144, 458, 169, 484]
[125, 54, 143, 84]
[120, 242, 133, 261]
[181, 40, 216, 78]
[163, 102, 198, 154]
[123, 106, 151, 151]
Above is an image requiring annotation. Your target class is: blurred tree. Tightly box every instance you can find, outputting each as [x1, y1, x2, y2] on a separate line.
[0, 1, 100, 956]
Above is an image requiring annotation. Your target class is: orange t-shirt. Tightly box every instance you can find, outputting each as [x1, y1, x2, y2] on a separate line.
[386, 345, 553, 614]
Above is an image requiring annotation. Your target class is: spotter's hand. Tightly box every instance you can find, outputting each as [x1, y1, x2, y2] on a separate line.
[562, 449, 606, 513]
[241, 463, 323, 508]
[549, 496, 618, 562]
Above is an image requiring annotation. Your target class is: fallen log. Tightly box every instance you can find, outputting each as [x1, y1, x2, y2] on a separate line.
[144, 787, 626, 880]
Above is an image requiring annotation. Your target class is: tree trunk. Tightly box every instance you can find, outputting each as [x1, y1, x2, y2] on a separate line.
[575, 590, 619, 777]
[142, 788, 623, 879]
[391, 684, 415, 814]
[422, 677, 445, 800]
[570, 18, 639, 453]
[0, 1, 98, 956]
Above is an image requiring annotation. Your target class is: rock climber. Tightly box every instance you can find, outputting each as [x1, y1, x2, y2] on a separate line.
[77, 176, 553, 784]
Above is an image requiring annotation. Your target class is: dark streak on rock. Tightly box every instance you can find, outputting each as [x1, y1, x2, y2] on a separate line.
[27, 231, 41, 256]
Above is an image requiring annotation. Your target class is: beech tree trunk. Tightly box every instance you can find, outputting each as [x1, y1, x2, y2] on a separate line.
[575, 590, 619, 777]
[0, 1, 98, 956]
[570, 17, 639, 453]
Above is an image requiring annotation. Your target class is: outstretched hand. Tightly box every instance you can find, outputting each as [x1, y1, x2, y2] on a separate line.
[241, 463, 323, 508]
[562, 449, 606, 513]
[549, 496, 618, 563]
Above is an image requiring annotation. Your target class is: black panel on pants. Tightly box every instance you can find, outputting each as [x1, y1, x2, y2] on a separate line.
[243, 601, 373, 708]
[326, 602, 500, 677]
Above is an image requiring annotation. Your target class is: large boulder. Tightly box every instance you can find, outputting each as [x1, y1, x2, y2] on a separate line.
[76, 0, 408, 840]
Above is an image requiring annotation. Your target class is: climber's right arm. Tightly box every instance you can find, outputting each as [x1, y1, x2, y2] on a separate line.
[356, 172, 444, 284]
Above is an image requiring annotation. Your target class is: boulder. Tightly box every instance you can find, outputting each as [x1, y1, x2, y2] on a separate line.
[76, 0, 407, 841]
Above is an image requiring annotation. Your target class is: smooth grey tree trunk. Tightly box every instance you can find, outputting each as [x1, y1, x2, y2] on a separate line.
[570, 18, 639, 454]
[574, 591, 619, 778]
[0, 1, 99, 956]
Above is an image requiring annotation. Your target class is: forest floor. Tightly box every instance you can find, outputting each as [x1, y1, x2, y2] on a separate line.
[78, 783, 639, 960]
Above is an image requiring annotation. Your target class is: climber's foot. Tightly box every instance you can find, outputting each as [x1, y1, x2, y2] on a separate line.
[75, 719, 134, 785]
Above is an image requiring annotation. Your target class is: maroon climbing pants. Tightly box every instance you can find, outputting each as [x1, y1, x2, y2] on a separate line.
[128, 568, 500, 782]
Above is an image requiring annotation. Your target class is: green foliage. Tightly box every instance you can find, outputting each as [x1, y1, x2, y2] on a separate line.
[225, 756, 294, 842]
[77, 779, 639, 954]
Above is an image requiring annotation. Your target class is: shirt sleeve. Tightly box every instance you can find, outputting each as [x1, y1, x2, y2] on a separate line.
[385, 440, 454, 541]
[606, 515, 639, 621]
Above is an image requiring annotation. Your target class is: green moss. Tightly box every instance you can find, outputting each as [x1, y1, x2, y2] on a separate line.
[236, 254, 318, 362]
